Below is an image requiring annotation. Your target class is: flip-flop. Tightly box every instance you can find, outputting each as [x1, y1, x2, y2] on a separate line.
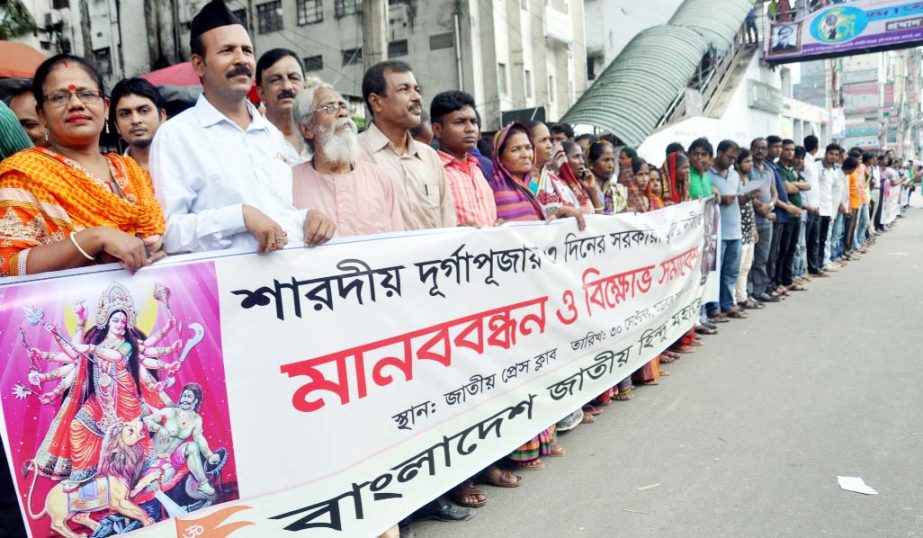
[510, 459, 545, 471]
[476, 467, 522, 488]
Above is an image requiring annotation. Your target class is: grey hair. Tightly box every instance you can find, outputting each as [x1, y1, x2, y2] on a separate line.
[293, 76, 334, 129]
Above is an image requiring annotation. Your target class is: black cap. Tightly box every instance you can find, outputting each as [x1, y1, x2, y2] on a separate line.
[190, 0, 244, 53]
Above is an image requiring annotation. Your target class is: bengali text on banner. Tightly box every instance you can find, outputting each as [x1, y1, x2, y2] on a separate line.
[0, 199, 716, 538]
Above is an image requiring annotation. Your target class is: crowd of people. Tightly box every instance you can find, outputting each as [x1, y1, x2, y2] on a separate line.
[0, 0, 918, 536]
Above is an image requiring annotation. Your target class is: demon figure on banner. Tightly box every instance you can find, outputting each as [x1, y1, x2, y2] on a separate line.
[0, 264, 239, 538]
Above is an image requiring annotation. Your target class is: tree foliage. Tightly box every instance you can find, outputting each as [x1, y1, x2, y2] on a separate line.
[0, 0, 38, 40]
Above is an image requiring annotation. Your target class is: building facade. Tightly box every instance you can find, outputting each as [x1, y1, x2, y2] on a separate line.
[20, 0, 590, 131]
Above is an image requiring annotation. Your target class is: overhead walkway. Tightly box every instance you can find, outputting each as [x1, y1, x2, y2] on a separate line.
[560, 0, 753, 147]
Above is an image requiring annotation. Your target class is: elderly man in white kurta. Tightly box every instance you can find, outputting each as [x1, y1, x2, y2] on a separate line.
[150, 0, 334, 255]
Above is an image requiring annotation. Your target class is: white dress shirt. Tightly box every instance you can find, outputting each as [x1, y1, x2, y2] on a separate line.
[150, 94, 307, 254]
[801, 154, 820, 209]
[818, 163, 836, 217]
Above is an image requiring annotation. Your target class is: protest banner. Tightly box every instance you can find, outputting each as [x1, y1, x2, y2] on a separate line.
[0, 199, 713, 537]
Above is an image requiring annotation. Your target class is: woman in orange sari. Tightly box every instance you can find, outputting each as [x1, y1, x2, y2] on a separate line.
[0, 54, 165, 278]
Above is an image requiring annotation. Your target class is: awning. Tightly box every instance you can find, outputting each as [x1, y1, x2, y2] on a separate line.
[0, 41, 46, 78]
[142, 61, 200, 86]
[560, 25, 708, 147]
[668, 0, 754, 49]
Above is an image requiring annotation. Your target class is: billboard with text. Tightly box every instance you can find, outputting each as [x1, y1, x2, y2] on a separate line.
[764, 0, 923, 63]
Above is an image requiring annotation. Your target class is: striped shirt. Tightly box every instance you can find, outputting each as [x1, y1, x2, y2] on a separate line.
[438, 151, 498, 227]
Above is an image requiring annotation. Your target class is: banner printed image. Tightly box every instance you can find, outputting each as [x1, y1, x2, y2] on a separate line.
[0, 263, 239, 537]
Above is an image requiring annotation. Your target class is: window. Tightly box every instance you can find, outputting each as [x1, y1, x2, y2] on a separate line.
[297, 0, 323, 25]
[52, 0, 69, 8]
[303, 55, 323, 72]
[257, 1, 283, 34]
[388, 40, 408, 57]
[525, 69, 533, 99]
[232, 8, 248, 29]
[342, 47, 362, 66]
[498, 63, 508, 95]
[548, 75, 555, 102]
[94, 48, 112, 76]
[429, 32, 454, 50]
[335, 0, 361, 18]
[520, 0, 528, 10]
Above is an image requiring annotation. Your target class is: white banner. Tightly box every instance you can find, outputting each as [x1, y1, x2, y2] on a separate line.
[0, 200, 714, 538]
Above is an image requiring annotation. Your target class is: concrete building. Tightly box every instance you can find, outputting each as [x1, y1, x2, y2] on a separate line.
[18, 0, 590, 131]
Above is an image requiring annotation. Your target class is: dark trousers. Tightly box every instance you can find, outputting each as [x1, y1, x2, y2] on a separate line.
[749, 221, 773, 296]
[874, 189, 885, 230]
[816, 215, 831, 270]
[767, 221, 785, 285]
[775, 220, 799, 286]
[805, 212, 822, 274]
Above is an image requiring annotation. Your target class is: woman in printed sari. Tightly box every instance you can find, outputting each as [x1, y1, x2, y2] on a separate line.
[488, 123, 585, 469]
[0, 54, 165, 278]
[589, 140, 627, 215]
[551, 141, 600, 215]
[526, 121, 582, 219]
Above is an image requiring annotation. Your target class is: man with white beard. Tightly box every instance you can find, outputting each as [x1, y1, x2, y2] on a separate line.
[291, 80, 403, 236]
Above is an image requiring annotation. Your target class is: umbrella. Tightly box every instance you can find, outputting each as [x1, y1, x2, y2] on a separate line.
[140, 61, 261, 114]
[141, 61, 200, 86]
[0, 41, 46, 79]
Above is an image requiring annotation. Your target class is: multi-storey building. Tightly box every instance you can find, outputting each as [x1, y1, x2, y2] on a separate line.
[19, 0, 590, 130]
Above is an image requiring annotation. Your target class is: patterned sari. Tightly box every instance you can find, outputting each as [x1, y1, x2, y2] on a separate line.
[0, 147, 165, 277]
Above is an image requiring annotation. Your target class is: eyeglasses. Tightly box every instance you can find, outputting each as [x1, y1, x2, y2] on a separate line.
[44, 89, 104, 107]
[315, 102, 349, 115]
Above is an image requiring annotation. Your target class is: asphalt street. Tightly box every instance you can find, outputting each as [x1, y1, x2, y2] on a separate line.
[415, 198, 923, 538]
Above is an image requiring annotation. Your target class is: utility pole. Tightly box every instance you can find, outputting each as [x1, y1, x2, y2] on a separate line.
[362, 0, 388, 69]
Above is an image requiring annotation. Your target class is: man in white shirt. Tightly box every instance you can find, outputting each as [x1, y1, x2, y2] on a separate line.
[816, 143, 838, 271]
[801, 136, 823, 276]
[256, 48, 310, 165]
[150, 0, 334, 254]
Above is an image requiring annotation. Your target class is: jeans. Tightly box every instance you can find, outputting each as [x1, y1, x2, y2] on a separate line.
[775, 220, 799, 286]
[854, 203, 869, 249]
[718, 239, 742, 312]
[736, 241, 755, 304]
[749, 221, 773, 296]
[792, 218, 807, 277]
[830, 212, 845, 261]
[806, 212, 822, 274]
[845, 209, 859, 254]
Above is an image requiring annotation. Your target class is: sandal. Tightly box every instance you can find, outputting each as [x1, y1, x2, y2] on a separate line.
[787, 284, 807, 291]
[613, 392, 632, 401]
[510, 458, 545, 470]
[546, 445, 566, 457]
[450, 481, 487, 508]
[695, 325, 718, 335]
[476, 466, 521, 488]
[659, 354, 677, 364]
[581, 411, 596, 424]
[725, 309, 748, 319]
[583, 404, 604, 416]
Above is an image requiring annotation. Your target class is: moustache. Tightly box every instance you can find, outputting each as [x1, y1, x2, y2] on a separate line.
[226, 65, 253, 79]
[408, 102, 422, 112]
[277, 89, 297, 101]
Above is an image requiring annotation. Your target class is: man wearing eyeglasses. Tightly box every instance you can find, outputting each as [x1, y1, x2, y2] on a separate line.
[290, 79, 403, 236]
[149, 0, 335, 255]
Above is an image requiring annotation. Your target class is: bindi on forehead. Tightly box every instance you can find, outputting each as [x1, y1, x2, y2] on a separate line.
[67, 84, 76, 91]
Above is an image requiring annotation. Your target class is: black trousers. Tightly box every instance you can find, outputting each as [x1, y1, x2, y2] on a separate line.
[805, 212, 822, 274]
[767, 221, 785, 285]
[816, 215, 831, 270]
[775, 220, 799, 286]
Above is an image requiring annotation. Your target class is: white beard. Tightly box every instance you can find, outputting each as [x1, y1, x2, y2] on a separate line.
[316, 119, 359, 165]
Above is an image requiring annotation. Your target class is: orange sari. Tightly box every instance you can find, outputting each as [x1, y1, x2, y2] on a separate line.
[0, 147, 165, 277]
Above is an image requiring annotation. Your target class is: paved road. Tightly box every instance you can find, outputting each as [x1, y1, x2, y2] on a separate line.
[415, 199, 923, 538]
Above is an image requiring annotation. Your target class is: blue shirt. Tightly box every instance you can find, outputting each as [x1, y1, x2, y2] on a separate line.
[710, 166, 743, 240]
[470, 147, 494, 182]
[750, 161, 775, 226]
[768, 161, 790, 224]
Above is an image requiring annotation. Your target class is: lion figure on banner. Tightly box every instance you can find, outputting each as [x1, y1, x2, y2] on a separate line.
[23, 418, 160, 538]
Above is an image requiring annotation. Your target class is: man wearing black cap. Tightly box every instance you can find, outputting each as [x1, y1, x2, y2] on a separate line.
[150, 0, 335, 255]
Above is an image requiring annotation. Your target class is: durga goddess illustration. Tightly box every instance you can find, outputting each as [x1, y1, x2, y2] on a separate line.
[24, 283, 183, 493]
